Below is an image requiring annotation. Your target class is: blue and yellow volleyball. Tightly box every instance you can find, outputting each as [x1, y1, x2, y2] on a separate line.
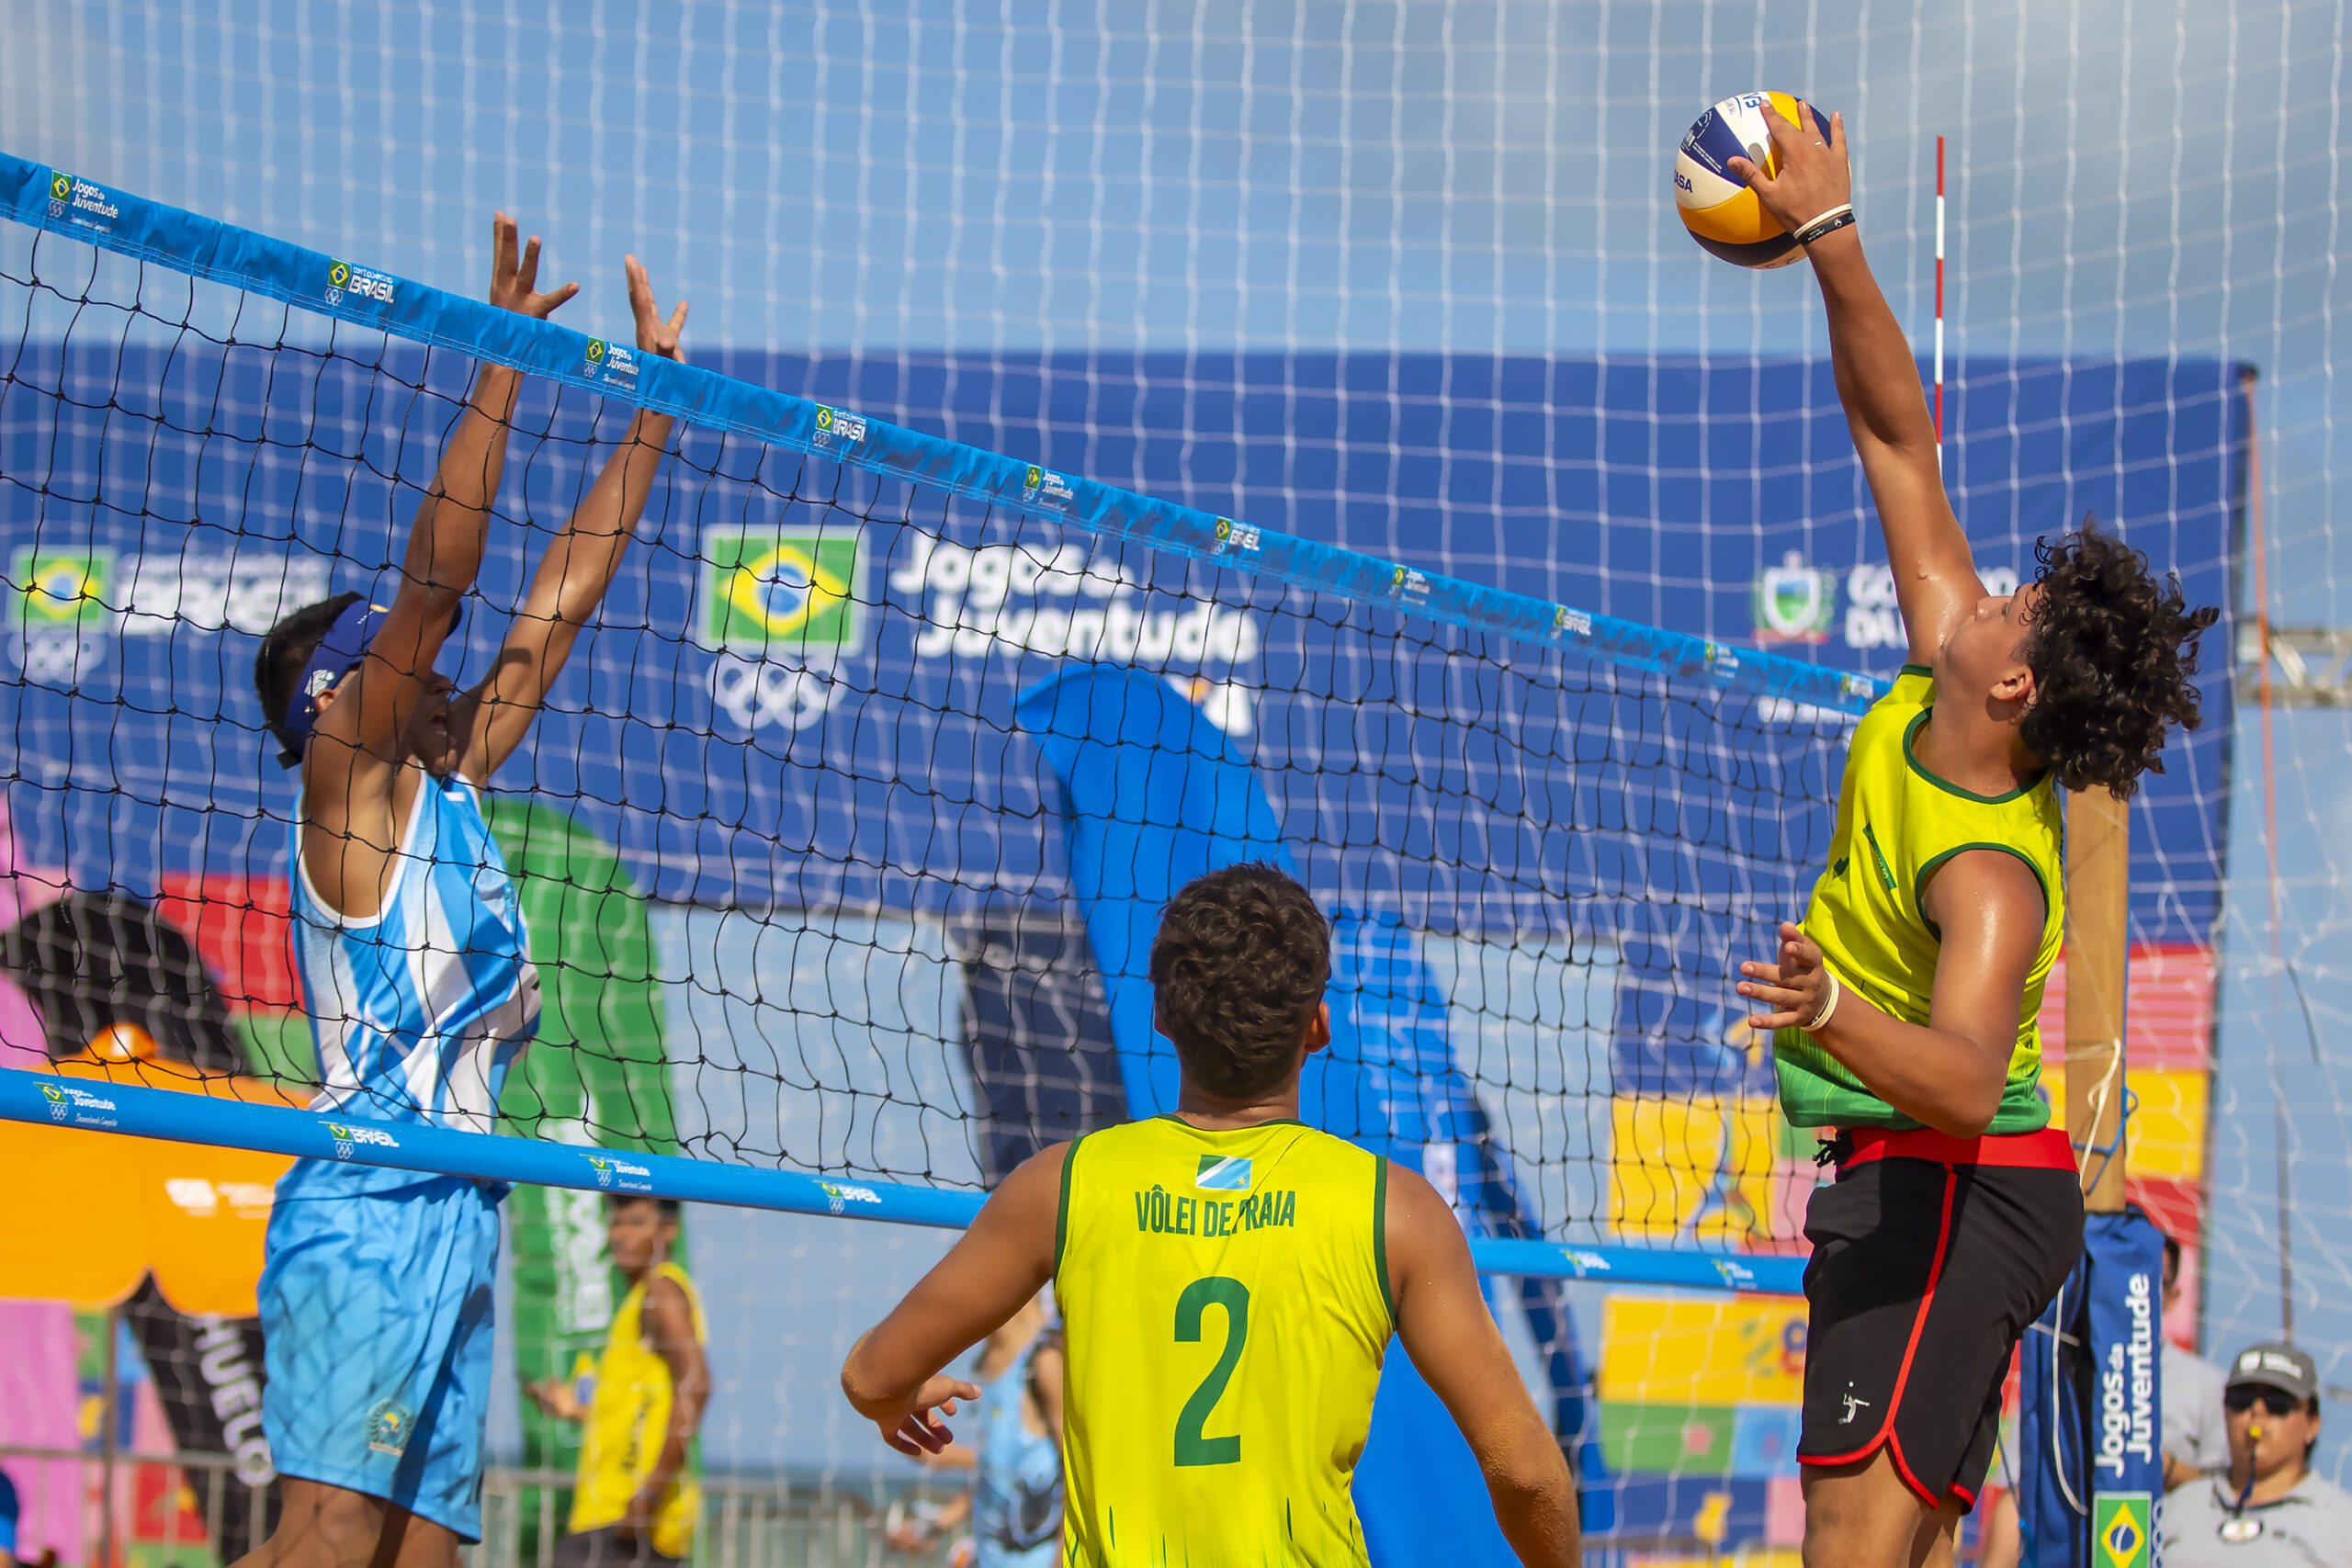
[1674, 92, 1835, 269]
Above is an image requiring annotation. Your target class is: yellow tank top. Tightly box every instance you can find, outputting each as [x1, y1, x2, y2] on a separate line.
[1773, 666, 2066, 1134]
[571, 1260, 705, 1557]
[1055, 1116, 1393, 1567]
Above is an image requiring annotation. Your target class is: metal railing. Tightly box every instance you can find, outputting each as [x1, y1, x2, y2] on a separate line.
[0, 1444, 273, 1565]
[475, 1471, 959, 1568]
[0, 1449, 958, 1568]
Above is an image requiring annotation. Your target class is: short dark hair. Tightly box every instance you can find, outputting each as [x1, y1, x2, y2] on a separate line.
[2163, 1232, 2182, 1287]
[607, 1193, 682, 1221]
[2020, 521, 2220, 799]
[254, 592, 365, 739]
[1148, 863, 1330, 1100]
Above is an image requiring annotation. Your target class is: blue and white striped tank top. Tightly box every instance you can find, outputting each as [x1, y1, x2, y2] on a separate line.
[279, 771, 542, 1200]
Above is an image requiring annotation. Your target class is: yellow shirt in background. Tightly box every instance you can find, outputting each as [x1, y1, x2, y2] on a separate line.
[570, 1260, 705, 1558]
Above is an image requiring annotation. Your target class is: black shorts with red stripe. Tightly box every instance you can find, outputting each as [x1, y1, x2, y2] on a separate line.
[1797, 1125, 2085, 1511]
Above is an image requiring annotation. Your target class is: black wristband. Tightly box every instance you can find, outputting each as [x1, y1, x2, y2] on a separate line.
[1795, 207, 1856, 246]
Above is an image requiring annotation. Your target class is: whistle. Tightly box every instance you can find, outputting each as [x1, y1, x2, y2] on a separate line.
[2248, 1425, 2267, 1441]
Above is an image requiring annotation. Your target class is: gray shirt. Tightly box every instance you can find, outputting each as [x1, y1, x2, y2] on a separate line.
[2160, 1472, 2352, 1568]
[2166, 1342, 2233, 1476]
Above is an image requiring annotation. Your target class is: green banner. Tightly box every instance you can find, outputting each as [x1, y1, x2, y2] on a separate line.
[486, 798, 680, 1554]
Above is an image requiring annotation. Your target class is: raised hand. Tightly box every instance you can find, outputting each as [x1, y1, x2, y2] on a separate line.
[872, 1373, 982, 1458]
[1725, 101, 1850, 238]
[489, 211, 580, 320]
[626, 254, 689, 362]
[1737, 920, 1832, 1033]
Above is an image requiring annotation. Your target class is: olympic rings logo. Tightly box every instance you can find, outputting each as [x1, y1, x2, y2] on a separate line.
[7, 628, 107, 687]
[707, 654, 842, 732]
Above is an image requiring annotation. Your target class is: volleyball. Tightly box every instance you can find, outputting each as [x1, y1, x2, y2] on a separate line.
[1674, 92, 1835, 268]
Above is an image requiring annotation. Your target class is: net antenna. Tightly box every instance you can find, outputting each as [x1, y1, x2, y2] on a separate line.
[2244, 373, 2301, 1345]
[1935, 133, 1948, 457]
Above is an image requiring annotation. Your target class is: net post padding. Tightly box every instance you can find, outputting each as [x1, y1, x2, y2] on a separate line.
[2064, 785, 2132, 1210]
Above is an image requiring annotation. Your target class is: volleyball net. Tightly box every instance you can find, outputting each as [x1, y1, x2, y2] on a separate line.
[0, 148, 1897, 1258]
[0, 152, 2244, 1540]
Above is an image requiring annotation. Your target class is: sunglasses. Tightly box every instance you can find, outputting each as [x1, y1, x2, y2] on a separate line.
[2225, 1386, 2302, 1417]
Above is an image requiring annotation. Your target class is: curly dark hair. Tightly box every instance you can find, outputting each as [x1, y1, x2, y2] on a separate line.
[2019, 520, 2220, 799]
[1148, 862, 1331, 1100]
[253, 591, 365, 739]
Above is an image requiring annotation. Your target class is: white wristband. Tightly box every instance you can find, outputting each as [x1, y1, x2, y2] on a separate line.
[1801, 969, 1843, 1033]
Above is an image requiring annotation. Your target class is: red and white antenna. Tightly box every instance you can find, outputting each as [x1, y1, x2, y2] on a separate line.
[1934, 135, 1947, 458]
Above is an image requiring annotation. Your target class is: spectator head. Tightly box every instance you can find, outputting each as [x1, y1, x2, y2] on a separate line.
[1149, 863, 1332, 1101]
[605, 1193, 682, 1272]
[2225, 1342, 2322, 1483]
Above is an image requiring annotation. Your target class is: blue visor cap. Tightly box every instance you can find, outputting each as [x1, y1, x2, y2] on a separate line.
[274, 598, 463, 768]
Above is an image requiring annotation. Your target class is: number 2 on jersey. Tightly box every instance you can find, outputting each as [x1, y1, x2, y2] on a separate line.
[1172, 1276, 1250, 1466]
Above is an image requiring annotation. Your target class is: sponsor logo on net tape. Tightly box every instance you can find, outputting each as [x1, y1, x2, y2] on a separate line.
[324, 1121, 401, 1161]
[582, 338, 639, 388]
[818, 1180, 882, 1216]
[699, 526, 867, 732]
[812, 405, 867, 449]
[324, 259, 397, 308]
[1211, 517, 1261, 556]
[584, 1154, 655, 1193]
[1021, 466, 1076, 509]
[45, 169, 119, 231]
[37, 1082, 118, 1126]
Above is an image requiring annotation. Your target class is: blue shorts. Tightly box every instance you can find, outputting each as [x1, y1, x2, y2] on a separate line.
[258, 1170, 504, 1542]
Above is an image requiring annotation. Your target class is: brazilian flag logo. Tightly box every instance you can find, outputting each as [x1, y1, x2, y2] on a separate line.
[329, 261, 351, 289]
[9, 547, 113, 628]
[701, 526, 865, 652]
[2095, 1494, 2151, 1568]
[50, 172, 70, 200]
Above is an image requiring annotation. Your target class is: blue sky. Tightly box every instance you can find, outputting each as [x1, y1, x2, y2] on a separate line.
[7, 0, 2342, 603]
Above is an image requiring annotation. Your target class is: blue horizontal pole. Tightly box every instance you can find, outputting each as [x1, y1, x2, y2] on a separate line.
[0, 152, 1884, 717]
[0, 1067, 1803, 1292]
[0, 1066, 985, 1229]
[1471, 1235, 1804, 1294]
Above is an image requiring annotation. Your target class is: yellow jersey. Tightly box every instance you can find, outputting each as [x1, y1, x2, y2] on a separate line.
[1055, 1115, 1394, 1567]
[571, 1260, 706, 1558]
[1773, 666, 2066, 1134]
